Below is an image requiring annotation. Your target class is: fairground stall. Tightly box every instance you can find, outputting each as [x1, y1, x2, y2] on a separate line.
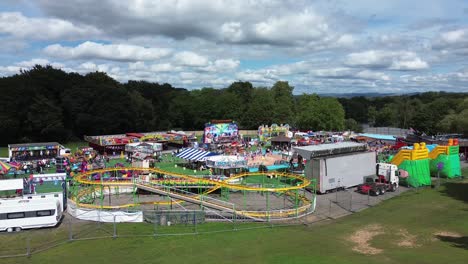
[270, 135, 292, 151]
[85, 131, 194, 154]
[205, 155, 248, 177]
[203, 120, 239, 145]
[8, 142, 68, 162]
[258, 124, 291, 142]
[125, 142, 162, 161]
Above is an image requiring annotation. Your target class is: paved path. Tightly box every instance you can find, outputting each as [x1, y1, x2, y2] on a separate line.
[302, 185, 410, 223]
[461, 161, 468, 168]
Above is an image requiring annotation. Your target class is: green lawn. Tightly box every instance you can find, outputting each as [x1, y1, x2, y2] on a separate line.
[1, 168, 467, 264]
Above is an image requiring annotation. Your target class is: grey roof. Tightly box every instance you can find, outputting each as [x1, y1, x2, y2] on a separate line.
[8, 142, 63, 148]
[293, 142, 367, 159]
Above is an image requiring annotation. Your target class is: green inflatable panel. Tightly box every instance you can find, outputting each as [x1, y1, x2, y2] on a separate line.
[429, 145, 461, 178]
[399, 159, 431, 188]
[430, 154, 462, 178]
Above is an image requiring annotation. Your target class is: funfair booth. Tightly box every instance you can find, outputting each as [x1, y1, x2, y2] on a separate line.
[203, 120, 239, 145]
[8, 142, 67, 162]
[85, 132, 193, 154]
[258, 124, 290, 142]
[125, 142, 162, 160]
[205, 155, 248, 177]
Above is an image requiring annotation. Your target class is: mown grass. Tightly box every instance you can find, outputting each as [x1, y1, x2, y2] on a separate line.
[0, 168, 466, 264]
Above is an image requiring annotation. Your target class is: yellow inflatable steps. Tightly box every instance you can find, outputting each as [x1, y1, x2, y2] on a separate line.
[428, 145, 449, 160]
[391, 142, 429, 167]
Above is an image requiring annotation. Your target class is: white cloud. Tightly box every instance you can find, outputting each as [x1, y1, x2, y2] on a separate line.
[433, 28, 468, 55]
[252, 10, 330, 45]
[15, 58, 64, 69]
[220, 22, 244, 42]
[201, 59, 240, 72]
[345, 50, 429, 70]
[173, 51, 209, 67]
[0, 65, 21, 76]
[0, 12, 100, 40]
[389, 58, 428, 70]
[314, 68, 354, 78]
[150, 63, 178, 72]
[355, 70, 390, 81]
[128, 61, 146, 71]
[236, 70, 278, 83]
[0, 1, 466, 93]
[44, 41, 172, 62]
[35, 1, 348, 48]
[335, 34, 356, 47]
[440, 29, 466, 43]
[78, 62, 110, 72]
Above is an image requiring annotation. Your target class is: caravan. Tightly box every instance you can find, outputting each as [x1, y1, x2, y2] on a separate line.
[0, 179, 64, 232]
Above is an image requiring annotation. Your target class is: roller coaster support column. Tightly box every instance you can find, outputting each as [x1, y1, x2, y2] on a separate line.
[132, 178, 139, 206]
[108, 186, 111, 206]
[295, 189, 299, 217]
[199, 193, 204, 211]
[100, 184, 104, 208]
[221, 187, 230, 201]
[100, 173, 104, 208]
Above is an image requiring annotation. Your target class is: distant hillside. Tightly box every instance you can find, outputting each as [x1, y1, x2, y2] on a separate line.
[319, 92, 418, 98]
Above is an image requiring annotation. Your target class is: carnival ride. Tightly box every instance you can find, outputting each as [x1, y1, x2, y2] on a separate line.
[69, 167, 315, 221]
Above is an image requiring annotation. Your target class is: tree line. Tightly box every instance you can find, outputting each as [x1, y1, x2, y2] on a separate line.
[339, 92, 468, 136]
[0, 65, 466, 145]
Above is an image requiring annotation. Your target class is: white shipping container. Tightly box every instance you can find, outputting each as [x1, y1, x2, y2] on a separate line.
[306, 152, 376, 193]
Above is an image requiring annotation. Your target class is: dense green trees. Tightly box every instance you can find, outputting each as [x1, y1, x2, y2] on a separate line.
[0, 65, 466, 145]
[340, 92, 468, 136]
[295, 94, 344, 131]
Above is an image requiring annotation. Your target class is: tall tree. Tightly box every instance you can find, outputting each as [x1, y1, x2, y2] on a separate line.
[271, 81, 294, 124]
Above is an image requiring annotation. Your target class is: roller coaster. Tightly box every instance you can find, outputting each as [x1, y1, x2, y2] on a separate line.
[70, 167, 316, 221]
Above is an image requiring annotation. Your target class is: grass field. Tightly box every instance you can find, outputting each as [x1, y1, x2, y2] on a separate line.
[2, 167, 467, 264]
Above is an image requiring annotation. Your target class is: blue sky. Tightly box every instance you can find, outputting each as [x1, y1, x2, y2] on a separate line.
[0, 0, 468, 94]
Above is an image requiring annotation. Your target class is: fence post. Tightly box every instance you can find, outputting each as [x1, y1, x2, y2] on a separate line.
[26, 236, 31, 258]
[349, 191, 352, 212]
[68, 217, 73, 241]
[193, 210, 198, 234]
[113, 215, 117, 239]
[154, 211, 158, 238]
[233, 205, 237, 231]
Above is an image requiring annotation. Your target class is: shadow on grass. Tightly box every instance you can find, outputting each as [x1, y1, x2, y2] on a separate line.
[440, 181, 468, 203]
[436, 235, 468, 250]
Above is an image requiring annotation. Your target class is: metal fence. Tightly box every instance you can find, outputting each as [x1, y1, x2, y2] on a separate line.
[0, 182, 443, 259]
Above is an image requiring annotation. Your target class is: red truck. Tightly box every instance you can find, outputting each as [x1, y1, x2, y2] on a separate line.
[358, 163, 400, 195]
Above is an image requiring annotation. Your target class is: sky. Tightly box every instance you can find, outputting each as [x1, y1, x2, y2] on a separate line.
[0, 0, 468, 94]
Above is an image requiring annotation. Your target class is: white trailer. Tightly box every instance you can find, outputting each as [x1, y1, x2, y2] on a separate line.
[0, 193, 63, 232]
[0, 179, 64, 232]
[306, 151, 376, 193]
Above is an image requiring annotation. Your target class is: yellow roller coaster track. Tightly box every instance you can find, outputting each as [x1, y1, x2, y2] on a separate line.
[71, 167, 314, 219]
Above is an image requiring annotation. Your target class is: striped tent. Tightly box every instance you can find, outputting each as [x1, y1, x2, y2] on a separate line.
[176, 148, 218, 162]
